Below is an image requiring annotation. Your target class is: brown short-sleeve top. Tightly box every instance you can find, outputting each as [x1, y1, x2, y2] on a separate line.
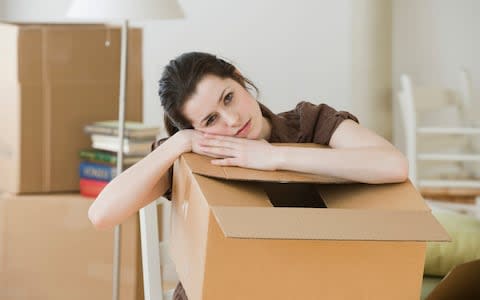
[261, 101, 358, 145]
[152, 101, 358, 199]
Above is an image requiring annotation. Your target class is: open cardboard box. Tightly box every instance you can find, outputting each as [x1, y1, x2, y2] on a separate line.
[169, 144, 450, 300]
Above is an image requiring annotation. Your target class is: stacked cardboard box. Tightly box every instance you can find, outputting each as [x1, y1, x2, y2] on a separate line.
[0, 194, 144, 300]
[0, 23, 143, 193]
[0, 23, 148, 300]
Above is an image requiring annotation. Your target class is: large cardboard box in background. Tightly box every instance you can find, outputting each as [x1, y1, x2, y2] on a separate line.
[0, 23, 143, 193]
[0, 193, 145, 300]
[170, 146, 451, 300]
[426, 259, 480, 299]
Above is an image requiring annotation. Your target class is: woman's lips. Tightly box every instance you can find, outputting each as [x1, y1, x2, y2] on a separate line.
[236, 119, 251, 137]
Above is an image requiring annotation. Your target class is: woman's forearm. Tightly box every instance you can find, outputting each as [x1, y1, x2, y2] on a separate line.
[273, 146, 409, 184]
[88, 135, 184, 230]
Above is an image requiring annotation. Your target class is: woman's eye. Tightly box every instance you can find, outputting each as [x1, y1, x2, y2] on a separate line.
[206, 114, 217, 126]
[224, 92, 233, 104]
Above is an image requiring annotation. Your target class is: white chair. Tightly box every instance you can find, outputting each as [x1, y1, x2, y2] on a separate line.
[139, 198, 176, 300]
[397, 71, 480, 193]
[458, 69, 474, 123]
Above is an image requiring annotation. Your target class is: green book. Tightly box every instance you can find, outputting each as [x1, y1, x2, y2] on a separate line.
[84, 120, 160, 139]
[79, 149, 143, 165]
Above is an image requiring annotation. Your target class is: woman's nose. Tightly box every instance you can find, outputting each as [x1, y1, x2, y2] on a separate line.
[222, 110, 241, 127]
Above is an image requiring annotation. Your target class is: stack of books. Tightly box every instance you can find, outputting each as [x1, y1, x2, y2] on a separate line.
[79, 121, 160, 197]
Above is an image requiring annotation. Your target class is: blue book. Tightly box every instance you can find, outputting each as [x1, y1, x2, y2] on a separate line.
[79, 161, 117, 181]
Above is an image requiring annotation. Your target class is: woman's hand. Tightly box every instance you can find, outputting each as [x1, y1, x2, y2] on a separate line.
[173, 129, 231, 158]
[198, 134, 280, 171]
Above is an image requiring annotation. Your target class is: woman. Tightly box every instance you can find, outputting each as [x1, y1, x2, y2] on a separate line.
[87, 52, 408, 299]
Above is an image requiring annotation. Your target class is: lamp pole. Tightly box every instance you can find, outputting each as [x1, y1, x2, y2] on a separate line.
[113, 18, 129, 300]
[66, 2, 184, 299]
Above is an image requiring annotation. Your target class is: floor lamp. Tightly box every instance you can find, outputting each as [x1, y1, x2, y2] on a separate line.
[66, 1, 183, 299]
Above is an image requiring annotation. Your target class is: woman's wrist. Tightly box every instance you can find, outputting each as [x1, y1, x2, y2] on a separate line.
[171, 130, 192, 154]
[150, 134, 183, 164]
[271, 145, 287, 171]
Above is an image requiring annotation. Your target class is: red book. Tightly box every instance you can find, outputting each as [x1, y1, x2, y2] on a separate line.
[79, 178, 109, 198]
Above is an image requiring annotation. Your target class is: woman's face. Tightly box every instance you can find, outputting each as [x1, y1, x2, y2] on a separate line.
[182, 75, 266, 139]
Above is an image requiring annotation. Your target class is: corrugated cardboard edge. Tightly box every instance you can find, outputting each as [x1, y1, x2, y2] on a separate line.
[211, 206, 451, 242]
[181, 151, 349, 183]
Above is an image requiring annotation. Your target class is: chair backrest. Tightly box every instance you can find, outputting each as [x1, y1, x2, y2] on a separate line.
[139, 200, 164, 300]
[398, 74, 418, 183]
[459, 68, 473, 123]
[397, 73, 472, 185]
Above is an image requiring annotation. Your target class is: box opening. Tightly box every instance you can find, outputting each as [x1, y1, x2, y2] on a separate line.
[261, 182, 327, 208]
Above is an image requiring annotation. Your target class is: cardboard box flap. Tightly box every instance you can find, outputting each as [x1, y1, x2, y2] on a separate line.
[211, 207, 451, 241]
[182, 152, 348, 183]
[318, 180, 430, 210]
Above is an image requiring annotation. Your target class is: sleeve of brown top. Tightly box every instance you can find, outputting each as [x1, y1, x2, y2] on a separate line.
[150, 137, 173, 201]
[294, 101, 359, 145]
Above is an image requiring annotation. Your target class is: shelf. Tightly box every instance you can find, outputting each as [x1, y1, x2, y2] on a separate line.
[417, 153, 480, 162]
[417, 127, 480, 135]
[421, 186, 480, 197]
[419, 179, 480, 189]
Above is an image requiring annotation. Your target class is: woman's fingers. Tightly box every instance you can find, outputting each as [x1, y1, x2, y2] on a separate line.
[193, 144, 228, 158]
[199, 145, 237, 158]
[200, 136, 239, 149]
[195, 134, 274, 169]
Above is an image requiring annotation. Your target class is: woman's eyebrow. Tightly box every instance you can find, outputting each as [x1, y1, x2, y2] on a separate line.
[200, 88, 227, 124]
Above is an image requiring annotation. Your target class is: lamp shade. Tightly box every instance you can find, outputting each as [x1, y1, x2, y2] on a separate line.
[66, 0, 183, 20]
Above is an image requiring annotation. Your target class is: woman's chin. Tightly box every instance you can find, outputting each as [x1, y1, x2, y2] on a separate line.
[247, 128, 262, 140]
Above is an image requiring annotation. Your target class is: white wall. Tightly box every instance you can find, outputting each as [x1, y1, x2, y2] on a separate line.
[392, 0, 480, 146]
[352, 0, 392, 139]
[0, 0, 70, 21]
[393, 0, 479, 91]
